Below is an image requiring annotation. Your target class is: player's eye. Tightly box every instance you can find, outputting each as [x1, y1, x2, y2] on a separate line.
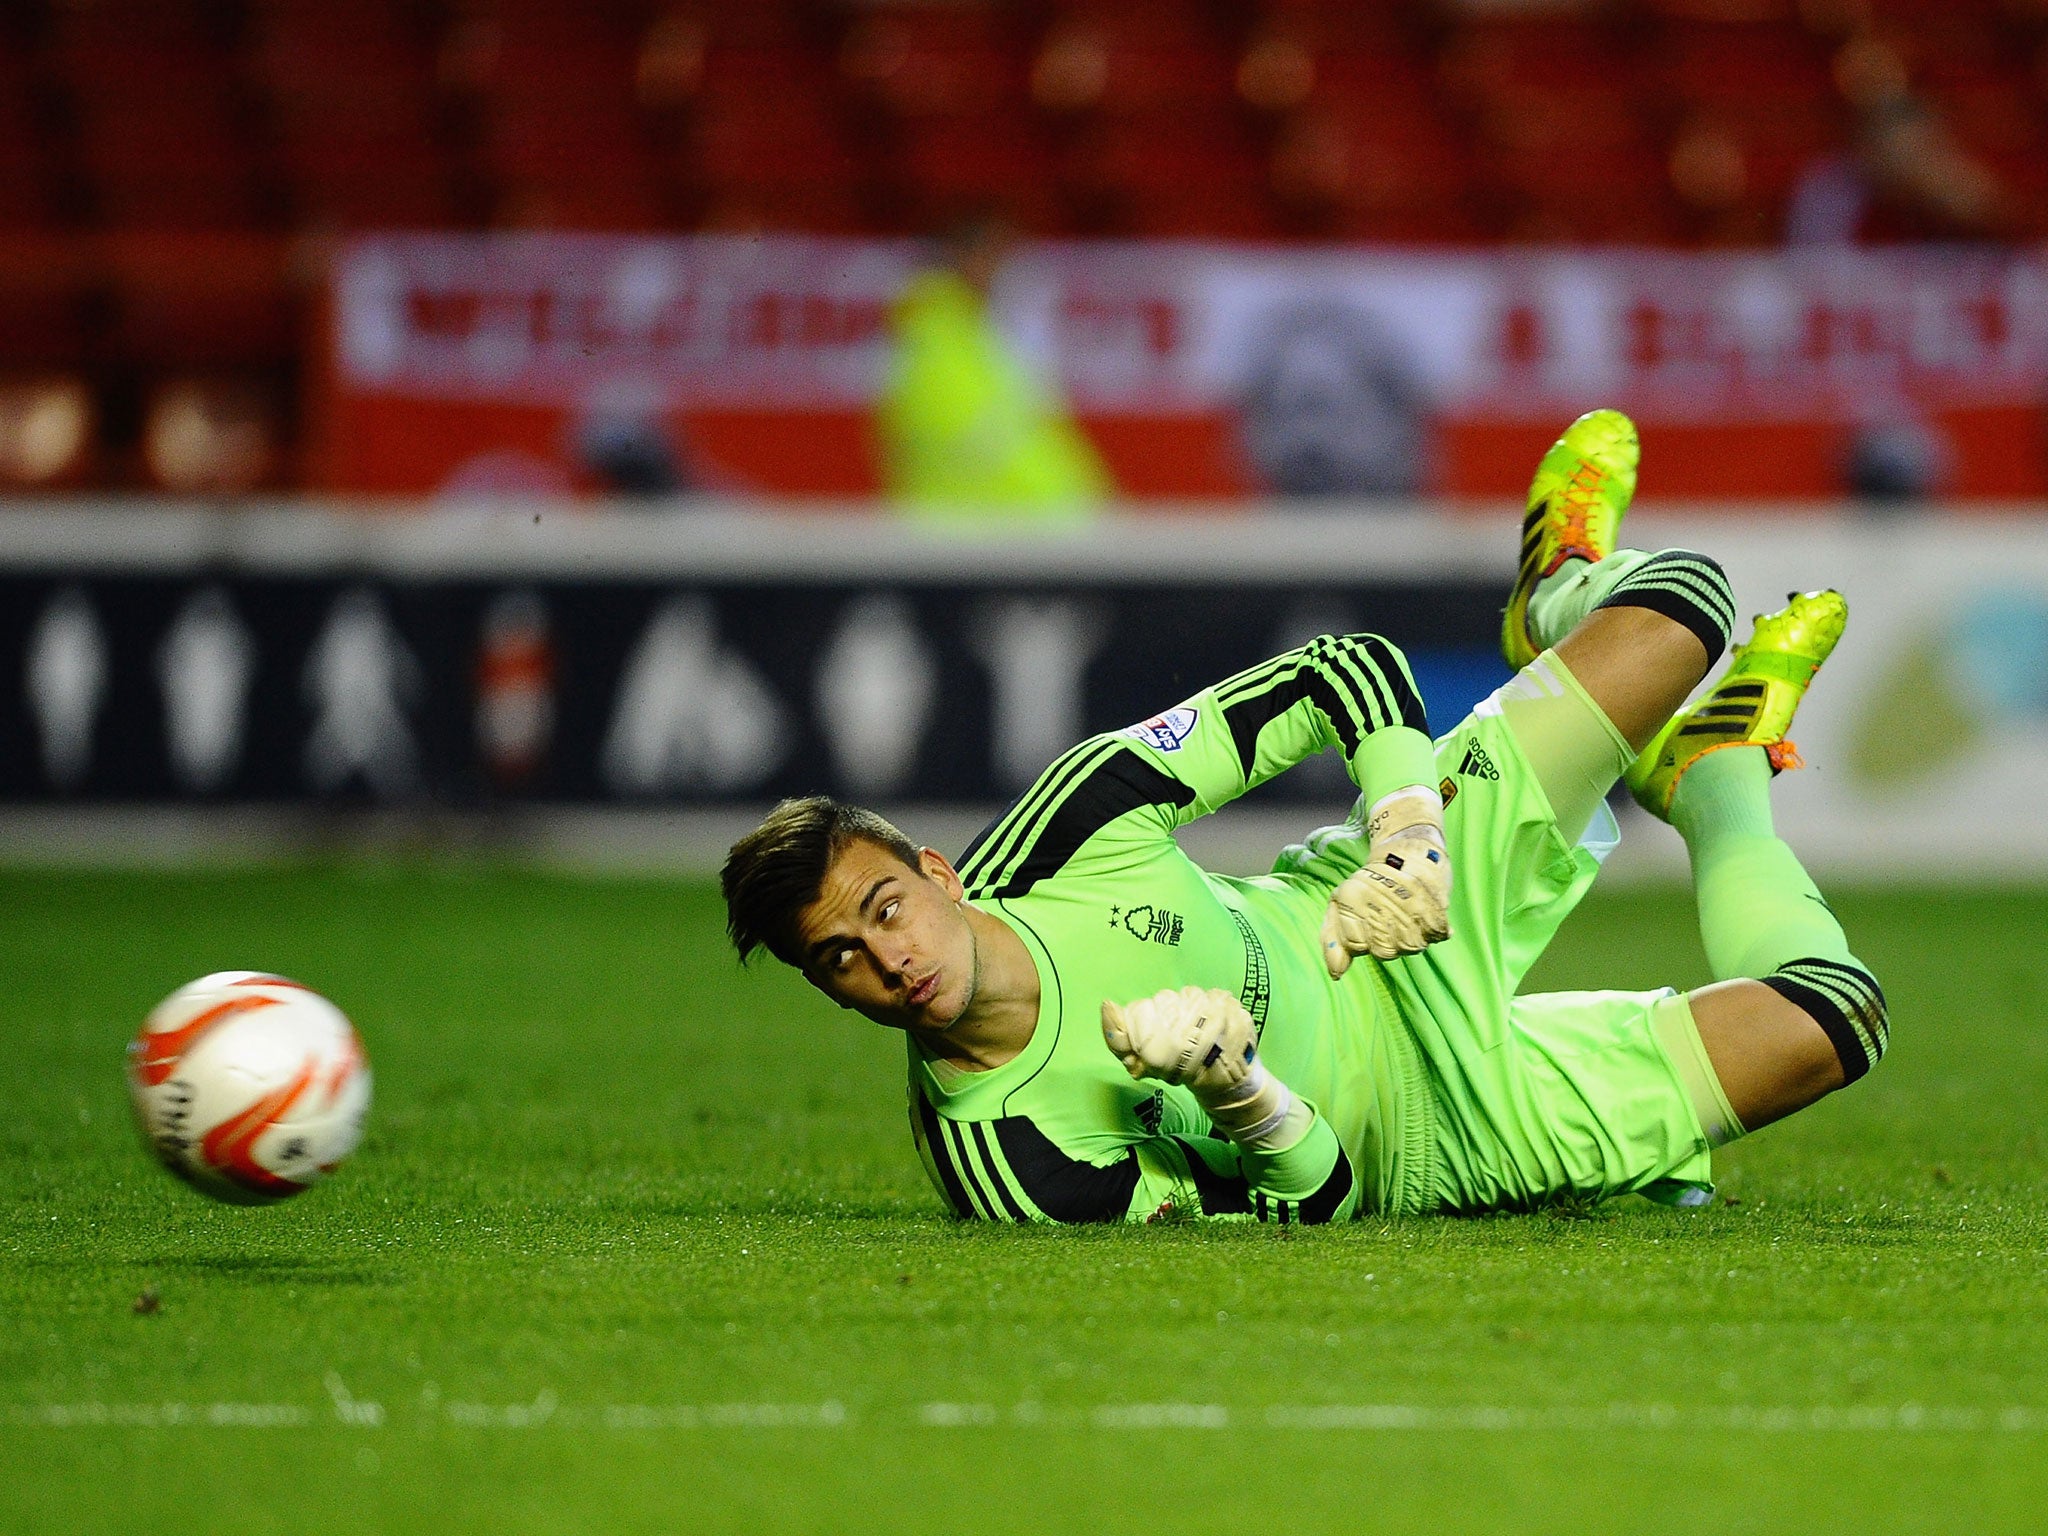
[879, 899, 899, 923]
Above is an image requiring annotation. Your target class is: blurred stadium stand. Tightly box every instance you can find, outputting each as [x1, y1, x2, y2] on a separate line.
[0, 0, 2041, 491]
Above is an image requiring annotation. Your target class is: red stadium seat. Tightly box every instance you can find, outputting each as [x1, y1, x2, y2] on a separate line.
[1059, 111, 1271, 235]
[0, 58, 53, 229]
[891, 113, 1067, 233]
[44, 0, 223, 54]
[98, 232, 300, 369]
[698, 182, 868, 235]
[840, 4, 1061, 230]
[58, 36, 265, 230]
[0, 234, 94, 367]
[1271, 109, 1483, 242]
[686, 45, 868, 226]
[1658, 22, 1835, 107]
[249, 16, 454, 229]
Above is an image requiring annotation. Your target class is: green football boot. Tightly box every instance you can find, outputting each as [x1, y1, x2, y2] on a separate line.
[1501, 408, 1640, 670]
[1626, 588, 1849, 821]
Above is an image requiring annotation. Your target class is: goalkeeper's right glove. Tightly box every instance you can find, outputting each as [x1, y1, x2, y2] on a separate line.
[1320, 785, 1451, 977]
[1100, 985, 1310, 1152]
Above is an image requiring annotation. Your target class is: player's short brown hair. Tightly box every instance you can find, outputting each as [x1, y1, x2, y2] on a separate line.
[720, 797, 922, 966]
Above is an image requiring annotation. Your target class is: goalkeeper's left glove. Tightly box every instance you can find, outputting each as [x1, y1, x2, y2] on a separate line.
[1320, 785, 1451, 977]
[1100, 985, 1310, 1151]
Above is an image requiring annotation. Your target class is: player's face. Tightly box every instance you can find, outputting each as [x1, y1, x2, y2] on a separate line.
[794, 841, 980, 1035]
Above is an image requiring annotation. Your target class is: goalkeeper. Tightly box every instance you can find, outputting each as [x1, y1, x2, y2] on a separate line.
[720, 411, 1886, 1222]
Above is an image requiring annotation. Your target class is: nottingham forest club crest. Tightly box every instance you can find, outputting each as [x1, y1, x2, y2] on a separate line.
[1109, 904, 1184, 946]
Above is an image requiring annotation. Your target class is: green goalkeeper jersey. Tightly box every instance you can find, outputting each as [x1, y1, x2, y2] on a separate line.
[908, 633, 1441, 1226]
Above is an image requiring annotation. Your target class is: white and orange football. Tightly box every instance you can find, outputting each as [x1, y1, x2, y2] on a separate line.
[126, 972, 372, 1205]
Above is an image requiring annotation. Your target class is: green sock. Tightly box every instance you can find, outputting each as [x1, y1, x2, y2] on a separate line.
[1669, 744, 1774, 845]
[1670, 747, 1851, 980]
[1671, 747, 1891, 1084]
[1527, 550, 1654, 650]
[1529, 547, 1735, 659]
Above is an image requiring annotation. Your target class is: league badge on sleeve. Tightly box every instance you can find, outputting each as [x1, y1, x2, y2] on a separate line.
[1122, 707, 1199, 753]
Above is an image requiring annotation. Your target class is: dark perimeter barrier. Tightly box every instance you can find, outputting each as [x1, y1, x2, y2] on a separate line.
[0, 506, 1511, 812]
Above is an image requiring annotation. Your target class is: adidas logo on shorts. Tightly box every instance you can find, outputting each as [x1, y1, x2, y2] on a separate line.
[1459, 739, 1499, 780]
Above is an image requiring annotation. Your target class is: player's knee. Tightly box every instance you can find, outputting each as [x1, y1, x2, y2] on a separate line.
[1593, 548, 1736, 663]
[1761, 957, 1889, 1086]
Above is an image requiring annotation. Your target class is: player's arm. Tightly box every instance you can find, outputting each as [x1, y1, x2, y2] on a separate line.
[1101, 985, 1356, 1222]
[908, 989, 1359, 1226]
[957, 633, 1441, 916]
[1125, 631, 1437, 822]
[911, 1096, 1355, 1226]
[1146, 633, 1454, 966]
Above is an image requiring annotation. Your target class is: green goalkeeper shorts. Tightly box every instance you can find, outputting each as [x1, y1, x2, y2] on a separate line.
[1275, 696, 1739, 1213]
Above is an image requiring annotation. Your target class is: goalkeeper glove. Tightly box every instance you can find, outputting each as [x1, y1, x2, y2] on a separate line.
[1100, 985, 1310, 1151]
[1320, 784, 1451, 978]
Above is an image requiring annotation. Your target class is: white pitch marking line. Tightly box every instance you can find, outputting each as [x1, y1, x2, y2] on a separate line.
[4, 1401, 2042, 1433]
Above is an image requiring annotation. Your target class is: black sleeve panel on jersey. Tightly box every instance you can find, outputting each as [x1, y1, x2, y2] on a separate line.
[967, 1120, 1033, 1222]
[991, 1114, 1141, 1223]
[972, 749, 1195, 901]
[915, 1093, 1354, 1226]
[1359, 634, 1430, 734]
[1190, 1133, 1352, 1225]
[913, 1090, 977, 1219]
[1294, 1147, 1355, 1225]
[1171, 1135, 1255, 1217]
[1219, 633, 1429, 780]
[915, 1089, 1141, 1224]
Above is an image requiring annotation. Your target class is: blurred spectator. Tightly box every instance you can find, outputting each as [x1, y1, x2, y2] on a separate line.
[1787, 31, 2005, 244]
[877, 215, 1112, 519]
[1845, 415, 1952, 504]
[572, 401, 695, 498]
[1238, 302, 1425, 498]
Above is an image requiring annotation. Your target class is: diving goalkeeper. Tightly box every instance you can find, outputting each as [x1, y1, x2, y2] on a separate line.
[720, 411, 1887, 1222]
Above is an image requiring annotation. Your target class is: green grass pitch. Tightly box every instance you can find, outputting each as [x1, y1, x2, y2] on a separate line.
[6, 864, 2048, 1533]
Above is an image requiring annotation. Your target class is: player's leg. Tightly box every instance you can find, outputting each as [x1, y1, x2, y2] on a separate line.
[1498, 410, 1740, 844]
[1637, 590, 1887, 1133]
[1372, 409, 1743, 1007]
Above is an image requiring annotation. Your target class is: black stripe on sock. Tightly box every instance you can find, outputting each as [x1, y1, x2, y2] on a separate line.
[1762, 960, 1888, 1084]
[1595, 550, 1733, 659]
[1762, 974, 1872, 1083]
[1647, 558, 1739, 627]
[1781, 958, 1890, 1054]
